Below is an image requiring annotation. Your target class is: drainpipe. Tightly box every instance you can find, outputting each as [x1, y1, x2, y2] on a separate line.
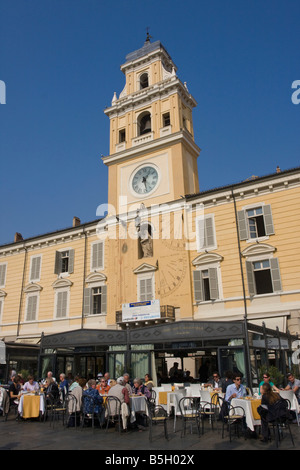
[231, 188, 252, 389]
[81, 226, 87, 329]
[17, 246, 27, 338]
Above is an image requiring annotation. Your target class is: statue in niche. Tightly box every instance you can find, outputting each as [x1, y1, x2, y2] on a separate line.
[138, 223, 153, 258]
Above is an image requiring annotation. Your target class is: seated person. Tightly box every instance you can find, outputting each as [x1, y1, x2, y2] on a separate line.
[23, 375, 39, 393]
[258, 372, 280, 395]
[59, 373, 69, 399]
[44, 378, 59, 401]
[284, 373, 300, 404]
[96, 378, 110, 395]
[9, 375, 22, 405]
[225, 375, 246, 402]
[207, 371, 222, 390]
[259, 383, 288, 443]
[132, 378, 151, 399]
[83, 379, 105, 424]
[144, 374, 154, 391]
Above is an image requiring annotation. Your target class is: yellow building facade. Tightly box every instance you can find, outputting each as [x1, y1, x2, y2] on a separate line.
[0, 38, 299, 383]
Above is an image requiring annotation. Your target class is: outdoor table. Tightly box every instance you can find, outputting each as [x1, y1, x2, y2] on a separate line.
[158, 390, 174, 405]
[18, 393, 45, 419]
[129, 395, 148, 423]
[231, 397, 261, 431]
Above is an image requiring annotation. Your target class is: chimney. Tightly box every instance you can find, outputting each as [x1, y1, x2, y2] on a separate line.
[73, 216, 81, 227]
[14, 232, 23, 243]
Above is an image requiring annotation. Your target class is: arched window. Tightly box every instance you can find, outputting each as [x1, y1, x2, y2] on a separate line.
[140, 73, 149, 89]
[138, 112, 151, 136]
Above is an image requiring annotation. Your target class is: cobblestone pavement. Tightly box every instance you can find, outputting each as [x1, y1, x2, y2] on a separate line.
[0, 413, 299, 454]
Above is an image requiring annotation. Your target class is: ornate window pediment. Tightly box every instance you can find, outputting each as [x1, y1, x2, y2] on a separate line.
[192, 252, 223, 267]
[85, 272, 107, 284]
[24, 283, 43, 293]
[52, 278, 73, 289]
[133, 262, 158, 274]
[241, 243, 276, 258]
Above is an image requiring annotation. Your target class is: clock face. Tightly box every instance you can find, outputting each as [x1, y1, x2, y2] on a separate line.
[131, 165, 159, 195]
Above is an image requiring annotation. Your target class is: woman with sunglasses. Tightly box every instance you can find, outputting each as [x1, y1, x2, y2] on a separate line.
[258, 373, 280, 396]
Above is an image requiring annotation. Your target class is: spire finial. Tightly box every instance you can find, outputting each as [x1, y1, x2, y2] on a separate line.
[145, 27, 152, 44]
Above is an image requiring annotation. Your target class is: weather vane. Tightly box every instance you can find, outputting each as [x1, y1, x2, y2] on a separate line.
[145, 27, 152, 43]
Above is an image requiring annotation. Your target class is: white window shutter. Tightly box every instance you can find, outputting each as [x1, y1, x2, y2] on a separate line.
[237, 210, 248, 240]
[0, 265, 7, 287]
[54, 252, 62, 275]
[208, 268, 219, 300]
[270, 258, 282, 292]
[246, 261, 256, 296]
[83, 288, 92, 316]
[26, 295, 37, 321]
[101, 285, 107, 314]
[193, 270, 203, 302]
[205, 217, 215, 248]
[57, 291, 68, 318]
[92, 242, 104, 270]
[30, 257, 41, 281]
[263, 205, 275, 236]
[68, 249, 75, 274]
[139, 279, 146, 301]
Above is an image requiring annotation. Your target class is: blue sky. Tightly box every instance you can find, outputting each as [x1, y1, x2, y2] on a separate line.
[0, 0, 299, 245]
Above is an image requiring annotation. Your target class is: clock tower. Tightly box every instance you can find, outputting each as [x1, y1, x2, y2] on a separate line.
[103, 36, 200, 215]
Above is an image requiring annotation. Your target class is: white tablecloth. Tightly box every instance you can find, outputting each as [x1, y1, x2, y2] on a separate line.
[231, 398, 261, 431]
[129, 396, 148, 423]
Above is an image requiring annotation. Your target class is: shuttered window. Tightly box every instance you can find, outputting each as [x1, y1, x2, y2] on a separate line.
[91, 242, 104, 270]
[238, 205, 275, 241]
[83, 286, 107, 316]
[193, 268, 219, 302]
[0, 264, 7, 287]
[30, 256, 41, 281]
[26, 295, 38, 321]
[246, 258, 282, 296]
[197, 215, 216, 251]
[54, 250, 75, 275]
[139, 278, 153, 301]
[56, 290, 69, 318]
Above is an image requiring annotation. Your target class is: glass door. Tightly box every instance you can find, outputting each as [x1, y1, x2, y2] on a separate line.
[218, 347, 246, 382]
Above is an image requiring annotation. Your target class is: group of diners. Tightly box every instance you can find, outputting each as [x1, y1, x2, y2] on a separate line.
[7, 370, 155, 430]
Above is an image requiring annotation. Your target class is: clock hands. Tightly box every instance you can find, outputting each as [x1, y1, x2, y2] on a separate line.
[142, 176, 149, 193]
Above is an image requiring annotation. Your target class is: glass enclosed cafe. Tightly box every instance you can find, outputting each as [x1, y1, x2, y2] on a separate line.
[28, 318, 299, 390]
[1, 318, 298, 388]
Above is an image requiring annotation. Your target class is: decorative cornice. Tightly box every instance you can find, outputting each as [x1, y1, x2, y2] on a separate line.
[241, 243, 276, 258]
[192, 253, 223, 266]
[52, 278, 73, 289]
[133, 262, 158, 274]
[104, 77, 197, 117]
[85, 272, 107, 284]
[102, 130, 200, 166]
[23, 283, 43, 293]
